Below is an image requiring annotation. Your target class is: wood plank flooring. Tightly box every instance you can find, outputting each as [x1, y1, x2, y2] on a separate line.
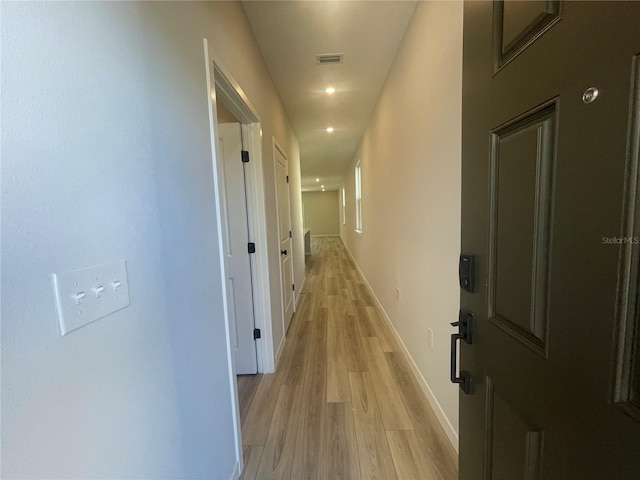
[238, 236, 458, 480]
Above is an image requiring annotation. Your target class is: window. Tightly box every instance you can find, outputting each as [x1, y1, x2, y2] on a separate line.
[341, 187, 346, 225]
[355, 161, 362, 232]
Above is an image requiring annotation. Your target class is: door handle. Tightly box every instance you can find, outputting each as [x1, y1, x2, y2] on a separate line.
[281, 249, 288, 256]
[450, 310, 474, 394]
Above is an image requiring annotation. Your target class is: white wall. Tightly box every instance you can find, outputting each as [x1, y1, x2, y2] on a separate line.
[1, 2, 301, 478]
[341, 1, 463, 445]
[303, 191, 340, 235]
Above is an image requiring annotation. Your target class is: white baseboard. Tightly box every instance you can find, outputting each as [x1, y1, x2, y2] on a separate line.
[228, 461, 240, 480]
[296, 276, 307, 306]
[339, 236, 460, 452]
[274, 334, 286, 370]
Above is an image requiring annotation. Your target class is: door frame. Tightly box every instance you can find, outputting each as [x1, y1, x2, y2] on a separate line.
[204, 41, 275, 373]
[203, 38, 277, 473]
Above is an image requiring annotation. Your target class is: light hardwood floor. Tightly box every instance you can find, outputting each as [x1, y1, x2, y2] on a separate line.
[237, 236, 458, 480]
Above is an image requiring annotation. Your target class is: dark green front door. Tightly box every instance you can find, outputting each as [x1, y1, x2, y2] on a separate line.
[460, 2, 640, 478]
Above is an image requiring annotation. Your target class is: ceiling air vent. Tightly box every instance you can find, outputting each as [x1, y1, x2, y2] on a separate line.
[316, 53, 344, 65]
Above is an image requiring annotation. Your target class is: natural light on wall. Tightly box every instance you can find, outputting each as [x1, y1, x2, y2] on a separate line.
[341, 187, 346, 224]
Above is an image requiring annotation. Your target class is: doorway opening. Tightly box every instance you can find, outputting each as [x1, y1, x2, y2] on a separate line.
[203, 39, 277, 475]
[216, 108, 258, 375]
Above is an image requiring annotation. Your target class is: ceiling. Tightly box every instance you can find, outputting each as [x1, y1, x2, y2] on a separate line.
[241, 1, 417, 192]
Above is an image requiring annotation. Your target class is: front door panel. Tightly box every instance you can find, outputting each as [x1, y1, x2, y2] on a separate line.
[461, 2, 640, 478]
[615, 56, 640, 424]
[484, 378, 543, 480]
[489, 102, 556, 355]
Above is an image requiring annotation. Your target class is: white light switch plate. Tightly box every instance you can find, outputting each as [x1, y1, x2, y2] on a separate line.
[52, 260, 130, 336]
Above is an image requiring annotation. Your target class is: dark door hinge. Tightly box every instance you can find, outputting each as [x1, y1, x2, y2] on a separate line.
[286, 175, 289, 183]
[248, 242, 256, 254]
[289, 230, 292, 238]
[253, 328, 261, 339]
[241, 150, 250, 163]
[292, 283, 295, 291]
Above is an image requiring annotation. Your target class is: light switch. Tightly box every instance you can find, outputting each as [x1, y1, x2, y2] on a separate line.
[52, 260, 130, 336]
[72, 292, 86, 305]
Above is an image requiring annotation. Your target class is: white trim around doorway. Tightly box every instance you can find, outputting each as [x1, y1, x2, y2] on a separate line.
[203, 38, 277, 478]
[205, 41, 275, 375]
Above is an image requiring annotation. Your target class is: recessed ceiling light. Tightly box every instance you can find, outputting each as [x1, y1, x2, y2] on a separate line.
[316, 178, 320, 182]
[321, 185, 325, 188]
[322, 188, 325, 191]
[326, 87, 335, 94]
[326, 127, 334, 133]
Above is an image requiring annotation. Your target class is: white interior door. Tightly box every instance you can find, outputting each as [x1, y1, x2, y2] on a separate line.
[274, 144, 294, 333]
[218, 123, 257, 374]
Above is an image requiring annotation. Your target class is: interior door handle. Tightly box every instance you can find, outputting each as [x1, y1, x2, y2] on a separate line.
[281, 249, 288, 256]
[450, 310, 474, 394]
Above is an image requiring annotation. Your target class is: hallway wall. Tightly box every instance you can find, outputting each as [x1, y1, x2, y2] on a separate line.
[1, 2, 301, 479]
[341, 1, 463, 446]
[303, 191, 340, 235]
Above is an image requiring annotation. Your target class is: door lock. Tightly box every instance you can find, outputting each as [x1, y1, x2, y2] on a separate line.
[459, 254, 477, 293]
